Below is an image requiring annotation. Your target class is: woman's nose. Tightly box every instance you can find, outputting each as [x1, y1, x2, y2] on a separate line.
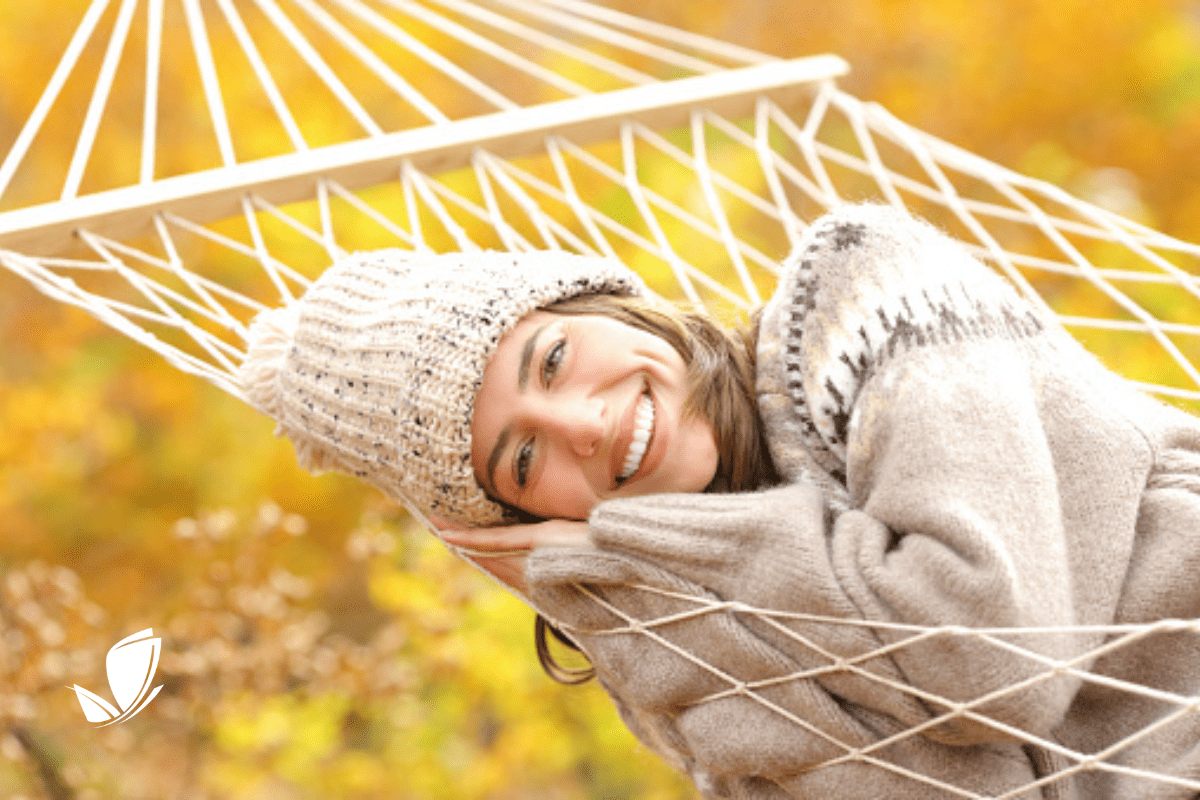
[549, 396, 605, 458]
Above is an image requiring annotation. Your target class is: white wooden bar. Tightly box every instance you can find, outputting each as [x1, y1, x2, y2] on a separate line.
[0, 55, 848, 255]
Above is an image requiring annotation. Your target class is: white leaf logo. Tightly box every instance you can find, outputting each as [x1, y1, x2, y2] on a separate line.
[68, 629, 163, 726]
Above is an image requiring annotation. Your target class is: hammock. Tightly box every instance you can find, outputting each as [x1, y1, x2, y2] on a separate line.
[3, 1, 1198, 796]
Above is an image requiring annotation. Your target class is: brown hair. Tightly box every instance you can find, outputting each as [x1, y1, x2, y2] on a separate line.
[532, 293, 780, 683]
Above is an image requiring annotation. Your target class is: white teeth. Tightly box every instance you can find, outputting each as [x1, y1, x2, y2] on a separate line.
[619, 394, 655, 480]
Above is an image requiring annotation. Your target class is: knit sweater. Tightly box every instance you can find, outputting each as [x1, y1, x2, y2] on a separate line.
[526, 204, 1200, 799]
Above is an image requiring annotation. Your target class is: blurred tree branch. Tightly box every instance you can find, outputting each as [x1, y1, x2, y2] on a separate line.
[11, 725, 74, 800]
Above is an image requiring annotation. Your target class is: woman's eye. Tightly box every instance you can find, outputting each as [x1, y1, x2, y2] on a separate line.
[541, 339, 565, 387]
[514, 439, 535, 488]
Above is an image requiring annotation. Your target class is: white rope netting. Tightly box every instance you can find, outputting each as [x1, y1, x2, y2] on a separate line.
[2, 1, 1199, 797]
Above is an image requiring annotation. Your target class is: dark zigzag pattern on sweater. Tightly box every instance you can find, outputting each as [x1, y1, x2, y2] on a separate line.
[782, 223, 1045, 483]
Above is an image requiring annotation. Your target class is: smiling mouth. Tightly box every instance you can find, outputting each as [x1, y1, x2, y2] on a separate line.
[617, 392, 655, 484]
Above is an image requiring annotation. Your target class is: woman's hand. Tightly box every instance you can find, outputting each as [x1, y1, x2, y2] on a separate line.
[430, 517, 590, 595]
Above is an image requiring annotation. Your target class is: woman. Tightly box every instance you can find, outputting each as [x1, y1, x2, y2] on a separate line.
[239, 205, 1200, 799]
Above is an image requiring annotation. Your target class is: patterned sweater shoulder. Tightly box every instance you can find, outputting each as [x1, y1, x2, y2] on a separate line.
[755, 203, 1053, 503]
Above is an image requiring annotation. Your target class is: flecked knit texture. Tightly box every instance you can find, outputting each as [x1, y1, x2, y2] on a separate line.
[238, 249, 643, 526]
[528, 205, 1200, 799]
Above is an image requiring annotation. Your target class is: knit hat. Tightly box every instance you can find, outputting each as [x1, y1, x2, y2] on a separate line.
[238, 249, 645, 526]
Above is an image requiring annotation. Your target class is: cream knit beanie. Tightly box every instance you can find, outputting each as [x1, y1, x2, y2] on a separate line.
[238, 249, 644, 526]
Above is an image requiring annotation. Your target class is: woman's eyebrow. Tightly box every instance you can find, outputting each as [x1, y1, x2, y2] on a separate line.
[485, 426, 510, 498]
[518, 322, 550, 391]
[486, 322, 550, 495]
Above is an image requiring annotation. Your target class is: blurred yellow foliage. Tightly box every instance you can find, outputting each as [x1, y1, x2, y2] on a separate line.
[1, 1, 1198, 798]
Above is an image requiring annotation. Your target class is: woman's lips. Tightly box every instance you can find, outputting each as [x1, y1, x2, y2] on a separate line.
[609, 388, 642, 487]
[610, 386, 665, 489]
[618, 393, 654, 480]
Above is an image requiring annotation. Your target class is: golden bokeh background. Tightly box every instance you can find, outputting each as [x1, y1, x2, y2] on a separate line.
[1, 1, 1198, 798]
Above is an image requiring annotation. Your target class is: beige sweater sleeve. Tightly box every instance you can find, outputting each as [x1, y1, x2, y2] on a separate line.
[527, 479, 1046, 797]
[830, 337, 1085, 742]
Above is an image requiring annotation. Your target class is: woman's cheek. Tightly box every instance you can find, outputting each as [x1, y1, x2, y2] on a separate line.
[532, 480, 595, 521]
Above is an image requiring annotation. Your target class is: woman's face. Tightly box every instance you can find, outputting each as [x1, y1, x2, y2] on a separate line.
[471, 310, 719, 521]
